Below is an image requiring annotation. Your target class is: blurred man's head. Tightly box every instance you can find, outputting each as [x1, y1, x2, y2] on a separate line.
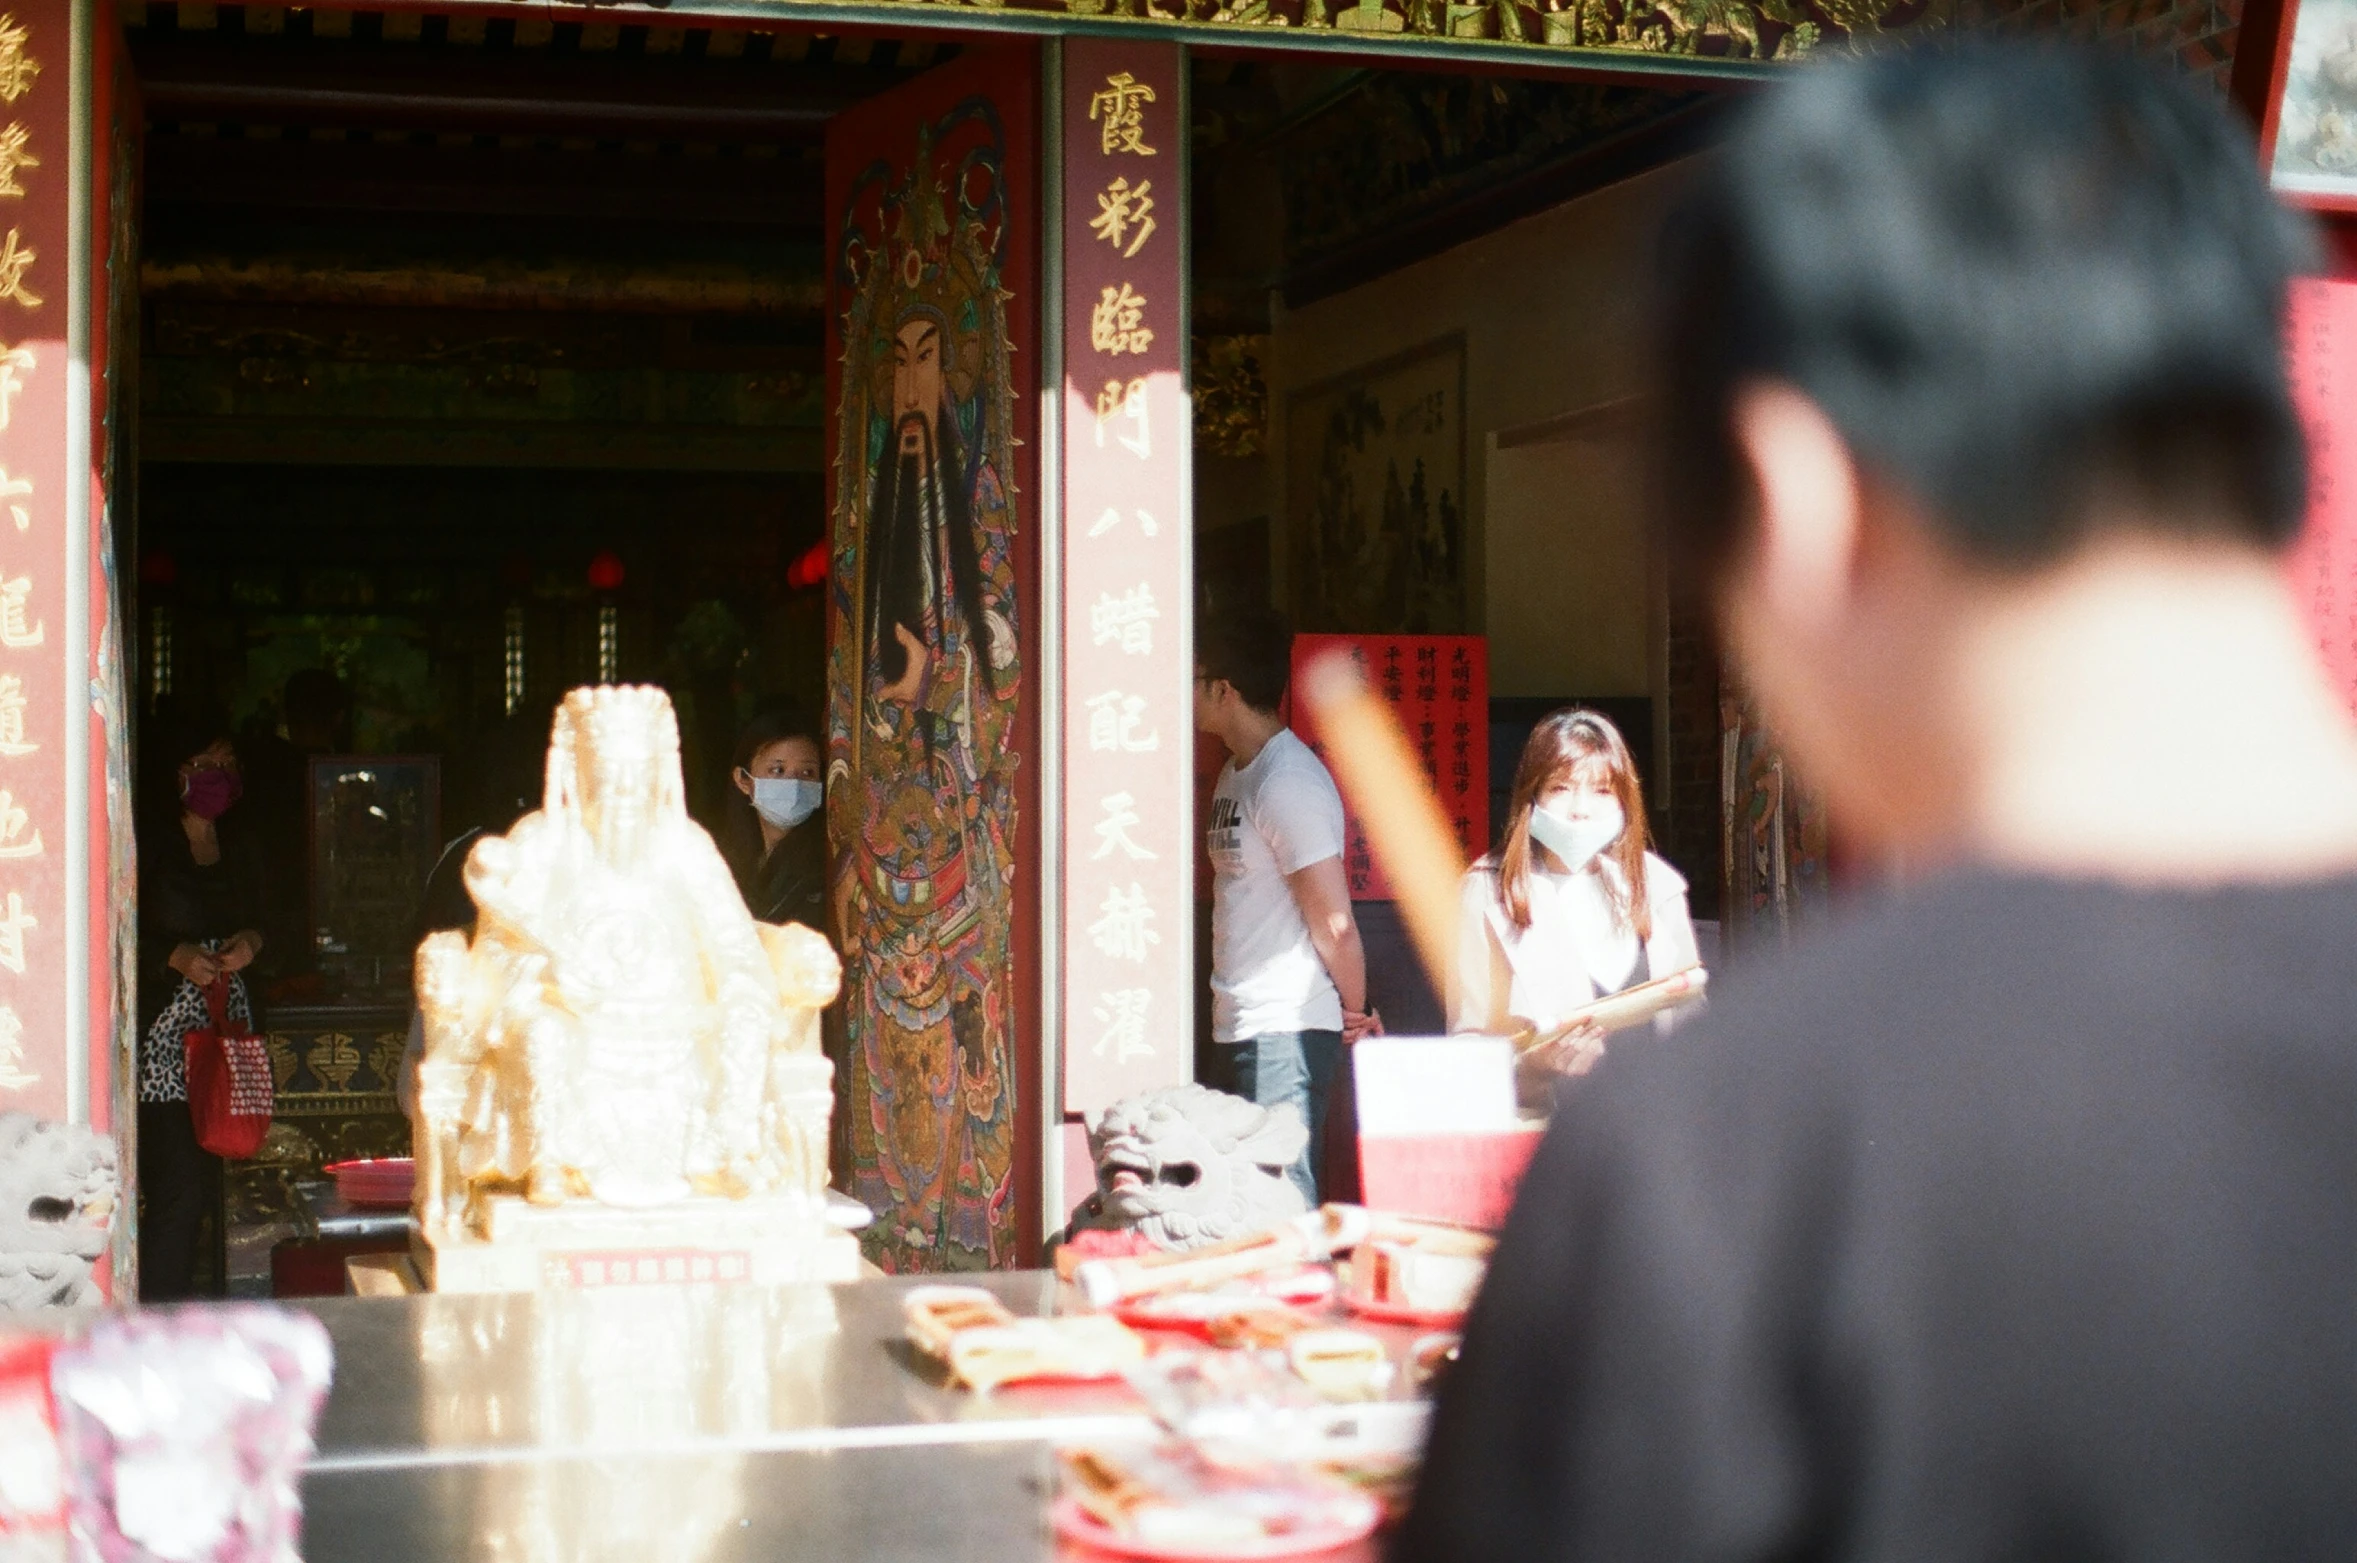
[1655, 49, 2326, 862]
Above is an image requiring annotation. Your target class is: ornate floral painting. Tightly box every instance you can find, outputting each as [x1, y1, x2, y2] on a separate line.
[1286, 334, 1468, 636]
[826, 89, 1028, 1273]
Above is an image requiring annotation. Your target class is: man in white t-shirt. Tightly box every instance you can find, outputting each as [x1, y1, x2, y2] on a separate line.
[1195, 607, 1379, 1203]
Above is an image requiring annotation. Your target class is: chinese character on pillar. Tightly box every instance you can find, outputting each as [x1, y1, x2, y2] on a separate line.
[0, 0, 68, 1123]
[1061, 40, 1189, 1115]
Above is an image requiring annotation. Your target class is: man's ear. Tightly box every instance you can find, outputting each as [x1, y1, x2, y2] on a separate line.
[1728, 382, 1866, 633]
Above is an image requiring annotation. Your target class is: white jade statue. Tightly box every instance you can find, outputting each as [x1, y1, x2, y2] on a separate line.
[413, 686, 841, 1240]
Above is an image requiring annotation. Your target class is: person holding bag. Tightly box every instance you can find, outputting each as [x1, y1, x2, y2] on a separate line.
[1450, 709, 1700, 1081]
[136, 703, 268, 1300]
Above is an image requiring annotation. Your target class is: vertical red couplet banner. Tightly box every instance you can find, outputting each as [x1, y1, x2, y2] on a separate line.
[2287, 277, 2357, 716]
[0, 0, 76, 1123]
[1060, 40, 1190, 1116]
[1291, 633, 1490, 900]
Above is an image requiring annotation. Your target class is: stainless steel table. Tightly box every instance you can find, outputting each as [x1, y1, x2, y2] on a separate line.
[293, 1271, 1154, 1470]
[288, 1272, 1400, 1560]
[300, 1442, 1065, 1563]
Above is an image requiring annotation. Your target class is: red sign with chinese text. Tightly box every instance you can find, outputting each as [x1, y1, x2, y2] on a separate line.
[1290, 634, 1489, 900]
[1061, 41, 1190, 1115]
[2288, 278, 2357, 716]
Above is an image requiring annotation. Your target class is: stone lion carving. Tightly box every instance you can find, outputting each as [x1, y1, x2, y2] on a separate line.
[413, 686, 840, 1236]
[0, 1111, 118, 1311]
[1065, 1084, 1308, 1251]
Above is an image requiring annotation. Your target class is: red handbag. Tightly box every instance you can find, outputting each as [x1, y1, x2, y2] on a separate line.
[182, 976, 272, 1160]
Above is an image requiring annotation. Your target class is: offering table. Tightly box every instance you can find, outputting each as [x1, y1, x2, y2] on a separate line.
[288, 1270, 1409, 1562]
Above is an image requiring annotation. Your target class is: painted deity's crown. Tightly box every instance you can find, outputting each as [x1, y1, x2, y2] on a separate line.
[869, 129, 993, 407]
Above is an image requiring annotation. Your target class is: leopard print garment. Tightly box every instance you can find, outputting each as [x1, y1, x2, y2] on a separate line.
[138, 944, 254, 1105]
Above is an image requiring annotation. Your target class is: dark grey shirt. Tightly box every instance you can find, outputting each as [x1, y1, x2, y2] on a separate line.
[1397, 872, 2357, 1562]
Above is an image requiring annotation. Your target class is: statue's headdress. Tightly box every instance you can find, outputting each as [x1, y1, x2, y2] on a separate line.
[543, 685, 687, 824]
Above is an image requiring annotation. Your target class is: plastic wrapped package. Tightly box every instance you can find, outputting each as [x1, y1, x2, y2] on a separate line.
[1122, 1347, 1426, 1469]
[50, 1308, 332, 1563]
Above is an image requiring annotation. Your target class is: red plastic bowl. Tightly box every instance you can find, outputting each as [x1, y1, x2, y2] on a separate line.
[323, 1157, 415, 1208]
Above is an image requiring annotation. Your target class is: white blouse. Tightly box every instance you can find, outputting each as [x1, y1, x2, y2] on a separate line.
[1449, 851, 1699, 1036]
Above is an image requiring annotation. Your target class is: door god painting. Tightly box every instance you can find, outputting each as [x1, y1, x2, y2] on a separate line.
[827, 107, 1023, 1272]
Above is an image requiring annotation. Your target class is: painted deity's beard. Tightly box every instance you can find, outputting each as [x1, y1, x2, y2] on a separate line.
[897, 408, 932, 458]
[876, 421, 938, 689]
[865, 392, 987, 709]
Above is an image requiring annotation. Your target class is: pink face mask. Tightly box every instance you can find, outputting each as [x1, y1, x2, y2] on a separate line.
[181, 768, 242, 821]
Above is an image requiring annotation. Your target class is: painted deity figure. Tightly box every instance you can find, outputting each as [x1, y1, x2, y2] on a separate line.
[829, 116, 1023, 1272]
[413, 686, 840, 1235]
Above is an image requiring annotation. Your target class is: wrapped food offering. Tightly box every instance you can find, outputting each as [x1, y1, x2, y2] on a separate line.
[1282, 1329, 1392, 1403]
[1112, 1268, 1334, 1340]
[1056, 1442, 1380, 1558]
[1342, 1213, 1496, 1324]
[50, 1307, 333, 1563]
[1200, 1307, 1316, 1352]
[902, 1285, 1145, 1392]
[1121, 1348, 1428, 1473]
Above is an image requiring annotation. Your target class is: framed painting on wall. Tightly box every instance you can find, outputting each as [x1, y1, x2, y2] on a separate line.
[1286, 334, 1469, 635]
[2260, 0, 2357, 209]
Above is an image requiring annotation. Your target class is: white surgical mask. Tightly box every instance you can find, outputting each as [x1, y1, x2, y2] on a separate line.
[1527, 796, 1623, 872]
[750, 776, 822, 831]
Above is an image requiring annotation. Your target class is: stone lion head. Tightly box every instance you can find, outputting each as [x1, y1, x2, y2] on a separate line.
[1071, 1083, 1309, 1252]
[0, 1111, 119, 1311]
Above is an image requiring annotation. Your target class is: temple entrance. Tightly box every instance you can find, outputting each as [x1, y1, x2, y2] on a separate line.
[121, 6, 950, 1294]
[116, 12, 1765, 1289]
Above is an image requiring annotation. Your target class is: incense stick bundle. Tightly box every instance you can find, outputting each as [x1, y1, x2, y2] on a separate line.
[1296, 651, 1467, 1003]
[1523, 966, 1709, 1052]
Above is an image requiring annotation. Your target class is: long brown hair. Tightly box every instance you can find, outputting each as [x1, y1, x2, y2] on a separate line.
[1493, 709, 1652, 937]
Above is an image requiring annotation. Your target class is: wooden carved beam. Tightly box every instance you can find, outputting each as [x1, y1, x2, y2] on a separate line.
[142, 252, 825, 312]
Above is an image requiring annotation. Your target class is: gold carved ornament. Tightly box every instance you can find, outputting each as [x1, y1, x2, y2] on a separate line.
[915, 0, 1939, 61]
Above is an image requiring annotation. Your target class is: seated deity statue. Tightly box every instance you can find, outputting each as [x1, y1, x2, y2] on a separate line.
[414, 686, 842, 1239]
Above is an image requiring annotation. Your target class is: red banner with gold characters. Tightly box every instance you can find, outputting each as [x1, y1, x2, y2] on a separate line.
[1291, 634, 1490, 901]
[1060, 39, 1189, 1115]
[2287, 278, 2357, 718]
[0, 0, 79, 1125]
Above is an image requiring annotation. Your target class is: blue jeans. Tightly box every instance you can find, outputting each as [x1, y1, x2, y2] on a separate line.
[1220, 1029, 1344, 1207]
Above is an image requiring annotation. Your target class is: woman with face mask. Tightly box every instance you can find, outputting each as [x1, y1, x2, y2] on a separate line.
[722, 704, 830, 935]
[1451, 709, 1700, 1080]
[135, 702, 268, 1299]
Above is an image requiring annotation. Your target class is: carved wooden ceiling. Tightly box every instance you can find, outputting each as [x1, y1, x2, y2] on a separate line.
[125, 8, 1720, 465]
[128, 4, 923, 467]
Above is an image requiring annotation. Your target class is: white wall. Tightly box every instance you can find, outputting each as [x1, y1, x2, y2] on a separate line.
[1267, 159, 1687, 699]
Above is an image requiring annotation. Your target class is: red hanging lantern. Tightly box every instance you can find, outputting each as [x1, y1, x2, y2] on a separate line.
[785, 540, 828, 592]
[586, 550, 626, 592]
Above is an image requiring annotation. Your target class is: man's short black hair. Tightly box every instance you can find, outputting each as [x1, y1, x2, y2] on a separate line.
[1198, 604, 1294, 715]
[1655, 47, 2316, 579]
